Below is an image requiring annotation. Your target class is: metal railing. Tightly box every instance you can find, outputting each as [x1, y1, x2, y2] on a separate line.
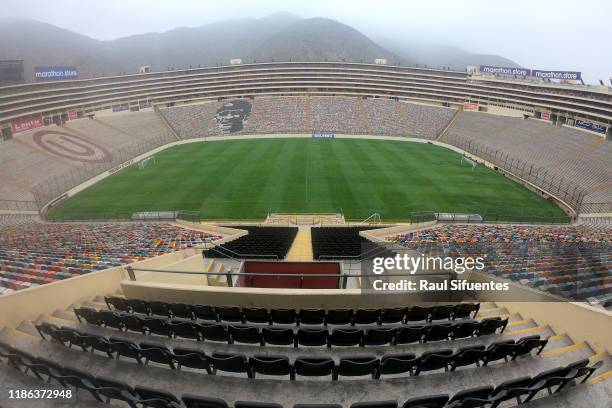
[204, 243, 279, 261]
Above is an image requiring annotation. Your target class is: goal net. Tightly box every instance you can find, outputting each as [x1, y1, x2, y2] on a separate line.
[460, 155, 477, 170]
[138, 155, 156, 170]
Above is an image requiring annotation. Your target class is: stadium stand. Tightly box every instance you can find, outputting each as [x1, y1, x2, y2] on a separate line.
[0, 223, 220, 294]
[204, 226, 298, 260]
[391, 224, 612, 308]
[311, 227, 388, 260]
[440, 112, 612, 205]
[0, 111, 175, 203]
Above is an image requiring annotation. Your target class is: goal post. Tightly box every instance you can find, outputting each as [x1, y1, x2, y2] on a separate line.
[137, 155, 157, 170]
[460, 155, 477, 170]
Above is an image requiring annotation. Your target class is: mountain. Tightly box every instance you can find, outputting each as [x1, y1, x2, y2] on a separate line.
[378, 37, 520, 70]
[0, 14, 519, 82]
[248, 18, 403, 64]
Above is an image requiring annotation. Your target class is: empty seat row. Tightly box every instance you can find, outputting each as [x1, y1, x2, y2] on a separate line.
[76, 307, 508, 346]
[35, 322, 546, 379]
[0, 341, 601, 408]
[104, 296, 480, 325]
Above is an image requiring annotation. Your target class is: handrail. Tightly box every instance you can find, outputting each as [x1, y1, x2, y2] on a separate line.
[205, 242, 279, 260]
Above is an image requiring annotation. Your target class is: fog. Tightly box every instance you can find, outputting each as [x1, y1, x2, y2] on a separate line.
[2, 0, 611, 83]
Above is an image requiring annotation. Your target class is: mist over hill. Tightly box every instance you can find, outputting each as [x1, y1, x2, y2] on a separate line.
[0, 13, 519, 81]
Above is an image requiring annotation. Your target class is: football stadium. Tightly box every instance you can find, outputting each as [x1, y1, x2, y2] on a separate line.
[0, 10, 611, 408]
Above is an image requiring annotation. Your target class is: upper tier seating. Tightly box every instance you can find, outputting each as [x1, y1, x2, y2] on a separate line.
[204, 226, 298, 260]
[0, 222, 220, 294]
[391, 224, 612, 308]
[441, 112, 612, 205]
[0, 110, 175, 202]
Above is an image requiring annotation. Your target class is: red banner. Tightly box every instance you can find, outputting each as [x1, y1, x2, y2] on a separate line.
[541, 111, 551, 121]
[11, 114, 44, 134]
[463, 103, 479, 111]
[67, 108, 78, 120]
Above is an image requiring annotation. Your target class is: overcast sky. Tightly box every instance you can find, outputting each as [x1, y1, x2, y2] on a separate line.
[2, 0, 611, 83]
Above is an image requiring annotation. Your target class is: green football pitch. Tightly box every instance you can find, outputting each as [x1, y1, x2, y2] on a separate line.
[47, 137, 568, 222]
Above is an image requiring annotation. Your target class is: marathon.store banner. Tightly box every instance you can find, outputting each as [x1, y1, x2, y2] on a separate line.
[34, 66, 78, 81]
[575, 119, 607, 134]
[11, 114, 44, 133]
[479, 65, 581, 81]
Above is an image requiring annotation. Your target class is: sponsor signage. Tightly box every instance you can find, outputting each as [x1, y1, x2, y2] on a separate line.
[479, 65, 530, 77]
[463, 103, 479, 111]
[67, 108, 78, 120]
[532, 70, 581, 81]
[312, 133, 336, 138]
[11, 114, 44, 133]
[575, 119, 607, 134]
[479, 65, 581, 81]
[541, 111, 551, 121]
[34, 66, 78, 81]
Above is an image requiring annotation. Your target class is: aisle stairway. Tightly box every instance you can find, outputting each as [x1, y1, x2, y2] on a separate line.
[285, 226, 314, 261]
[1, 298, 610, 407]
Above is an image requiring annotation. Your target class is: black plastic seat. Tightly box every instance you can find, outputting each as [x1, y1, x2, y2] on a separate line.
[402, 394, 449, 408]
[405, 306, 431, 322]
[192, 305, 218, 321]
[139, 342, 175, 369]
[200, 324, 229, 343]
[148, 301, 170, 317]
[380, 307, 406, 324]
[28, 357, 65, 384]
[379, 353, 417, 377]
[450, 345, 487, 371]
[35, 322, 61, 342]
[105, 296, 129, 312]
[55, 367, 103, 402]
[95, 376, 139, 407]
[334, 356, 379, 380]
[168, 321, 200, 340]
[414, 349, 454, 375]
[121, 314, 146, 334]
[297, 328, 328, 346]
[69, 332, 92, 351]
[271, 308, 297, 324]
[216, 306, 243, 323]
[244, 308, 270, 324]
[229, 325, 263, 345]
[172, 347, 211, 373]
[478, 318, 508, 336]
[249, 355, 294, 379]
[395, 326, 423, 344]
[294, 405, 341, 408]
[109, 337, 141, 362]
[209, 353, 252, 377]
[513, 335, 547, 359]
[143, 318, 170, 337]
[294, 357, 335, 377]
[327, 309, 353, 325]
[299, 309, 326, 325]
[182, 394, 229, 408]
[482, 340, 516, 365]
[82, 334, 115, 358]
[487, 376, 532, 407]
[350, 402, 398, 408]
[430, 305, 455, 321]
[353, 309, 380, 325]
[447, 386, 494, 407]
[126, 299, 150, 315]
[98, 310, 124, 330]
[423, 324, 453, 342]
[135, 386, 182, 407]
[452, 322, 480, 339]
[262, 327, 295, 345]
[453, 303, 480, 320]
[328, 329, 363, 347]
[364, 327, 395, 345]
[74, 307, 99, 325]
[168, 303, 194, 320]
